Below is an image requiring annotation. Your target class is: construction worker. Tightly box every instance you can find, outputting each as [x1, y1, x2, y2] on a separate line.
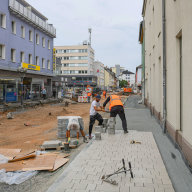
[89, 95, 103, 139]
[103, 94, 128, 134]
[103, 90, 106, 98]
[87, 92, 92, 103]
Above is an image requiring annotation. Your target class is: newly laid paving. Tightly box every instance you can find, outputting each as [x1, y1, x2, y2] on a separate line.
[47, 131, 174, 192]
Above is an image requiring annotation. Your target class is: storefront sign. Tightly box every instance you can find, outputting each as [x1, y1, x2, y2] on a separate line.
[22, 63, 40, 71]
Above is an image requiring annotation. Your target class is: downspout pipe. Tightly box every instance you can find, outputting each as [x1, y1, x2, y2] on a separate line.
[162, 0, 167, 133]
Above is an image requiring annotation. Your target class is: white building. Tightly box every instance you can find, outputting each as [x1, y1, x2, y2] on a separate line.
[119, 70, 135, 86]
[94, 61, 105, 89]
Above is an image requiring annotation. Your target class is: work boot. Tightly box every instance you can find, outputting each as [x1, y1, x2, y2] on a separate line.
[83, 137, 88, 143]
[89, 135, 93, 140]
[124, 130, 128, 134]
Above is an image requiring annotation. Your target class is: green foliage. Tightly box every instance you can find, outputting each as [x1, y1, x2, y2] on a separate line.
[119, 80, 128, 88]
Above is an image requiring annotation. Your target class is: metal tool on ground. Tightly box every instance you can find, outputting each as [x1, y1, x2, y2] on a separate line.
[130, 140, 141, 144]
[101, 159, 134, 185]
[64, 142, 70, 152]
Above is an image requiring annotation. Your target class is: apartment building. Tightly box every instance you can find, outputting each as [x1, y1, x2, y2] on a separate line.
[111, 65, 125, 77]
[55, 44, 97, 88]
[0, 0, 56, 102]
[104, 67, 116, 91]
[94, 61, 104, 89]
[135, 65, 142, 91]
[142, 0, 192, 167]
[119, 70, 135, 87]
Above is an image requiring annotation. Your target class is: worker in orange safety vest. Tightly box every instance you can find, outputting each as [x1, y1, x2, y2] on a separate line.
[103, 94, 128, 133]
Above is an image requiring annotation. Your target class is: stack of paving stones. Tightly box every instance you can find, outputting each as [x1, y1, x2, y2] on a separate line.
[102, 118, 108, 133]
[107, 117, 116, 134]
[57, 116, 84, 139]
[95, 126, 102, 140]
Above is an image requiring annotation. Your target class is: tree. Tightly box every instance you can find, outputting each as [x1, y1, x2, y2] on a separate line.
[119, 80, 128, 88]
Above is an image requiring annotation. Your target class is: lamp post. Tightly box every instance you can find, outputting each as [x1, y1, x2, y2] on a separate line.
[17, 67, 27, 106]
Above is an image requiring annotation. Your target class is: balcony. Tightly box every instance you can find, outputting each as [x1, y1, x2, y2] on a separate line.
[9, 0, 56, 38]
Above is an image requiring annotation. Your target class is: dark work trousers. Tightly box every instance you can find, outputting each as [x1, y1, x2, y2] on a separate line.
[89, 113, 103, 135]
[110, 105, 128, 131]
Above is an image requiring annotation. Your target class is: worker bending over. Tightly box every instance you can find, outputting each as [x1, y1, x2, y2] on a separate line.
[103, 94, 128, 134]
[89, 95, 103, 139]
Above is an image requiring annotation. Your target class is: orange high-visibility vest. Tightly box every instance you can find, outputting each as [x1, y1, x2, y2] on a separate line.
[87, 92, 91, 97]
[103, 91, 106, 96]
[109, 95, 123, 111]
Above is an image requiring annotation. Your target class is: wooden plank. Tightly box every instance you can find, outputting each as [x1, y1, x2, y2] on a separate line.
[0, 154, 57, 172]
[0, 149, 21, 160]
[8, 153, 36, 163]
[49, 157, 69, 172]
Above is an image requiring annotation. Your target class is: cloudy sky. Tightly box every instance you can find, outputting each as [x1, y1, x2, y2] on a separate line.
[27, 0, 143, 73]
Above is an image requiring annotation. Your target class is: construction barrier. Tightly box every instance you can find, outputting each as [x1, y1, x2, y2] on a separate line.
[78, 96, 92, 103]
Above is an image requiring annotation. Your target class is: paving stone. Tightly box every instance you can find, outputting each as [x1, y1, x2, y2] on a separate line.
[41, 140, 61, 149]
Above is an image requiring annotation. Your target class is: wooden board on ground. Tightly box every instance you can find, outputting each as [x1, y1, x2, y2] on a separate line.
[0, 154, 57, 172]
[50, 157, 69, 172]
[8, 153, 36, 163]
[0, 149, 21, 160]
[44, 152, 70, 158]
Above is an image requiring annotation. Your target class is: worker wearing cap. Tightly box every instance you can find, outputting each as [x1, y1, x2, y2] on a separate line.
[103, 94, 128, 134]
[89, 95, 103, 139]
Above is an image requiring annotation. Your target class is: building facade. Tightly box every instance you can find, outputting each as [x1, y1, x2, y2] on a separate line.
[135, 65, 142, 91]
[104, 67, 116, 91]
[0, 0, 56, 102]
[54, 44, 97, 88]
[142, 0, 192, 167]
[119, 70, 135, 87]
[94, 61, 104, 89]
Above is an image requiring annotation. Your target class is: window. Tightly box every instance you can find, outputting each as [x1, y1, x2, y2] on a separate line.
[28, 54, 32, 64]
[42, 58, 45, 68]
[0, 44, 5, 59]
[36, 34, 39, 44]
[20, 52, 24, 63]
[11, 21, 16, 34]
[42, 37, 45, 47]
[36, 56, 39, 65]
[0, 14, 6, 28]
[47, 60, 50, 69]
[21, 26, 25, 38]
[48, 40, 50, 49]
[29, 30, 33, 41]
[11, 49, 16, 62]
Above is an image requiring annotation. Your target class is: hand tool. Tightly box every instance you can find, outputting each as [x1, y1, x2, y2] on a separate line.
[101, 159, 134, 185]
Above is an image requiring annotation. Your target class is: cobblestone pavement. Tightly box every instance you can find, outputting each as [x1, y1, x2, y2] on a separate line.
[47, 131, 175, 192]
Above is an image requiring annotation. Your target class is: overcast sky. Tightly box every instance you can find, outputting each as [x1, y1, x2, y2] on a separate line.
[27, 0, 143, 73]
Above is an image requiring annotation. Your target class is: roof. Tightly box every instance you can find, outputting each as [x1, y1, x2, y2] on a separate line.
[122, 70, 135, 75]
[136, 64, 142, 69]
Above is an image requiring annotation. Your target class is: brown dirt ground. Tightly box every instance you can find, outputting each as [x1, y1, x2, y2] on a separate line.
[0, 96, 114, 152]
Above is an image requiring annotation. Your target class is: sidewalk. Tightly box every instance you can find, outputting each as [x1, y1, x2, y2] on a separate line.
[46, 95, 178, 192]
[47, 131, 174, 192]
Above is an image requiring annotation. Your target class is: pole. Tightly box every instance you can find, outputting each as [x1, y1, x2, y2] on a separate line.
[162, 0, 167, 133]
[21, 76, 24, 106]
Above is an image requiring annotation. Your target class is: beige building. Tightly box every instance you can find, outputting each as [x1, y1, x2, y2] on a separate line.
[55, 44, 95, 76]
[142, 0, 192, 166]
[94, 61, 105, 89]
[104, 67, 116, 90]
